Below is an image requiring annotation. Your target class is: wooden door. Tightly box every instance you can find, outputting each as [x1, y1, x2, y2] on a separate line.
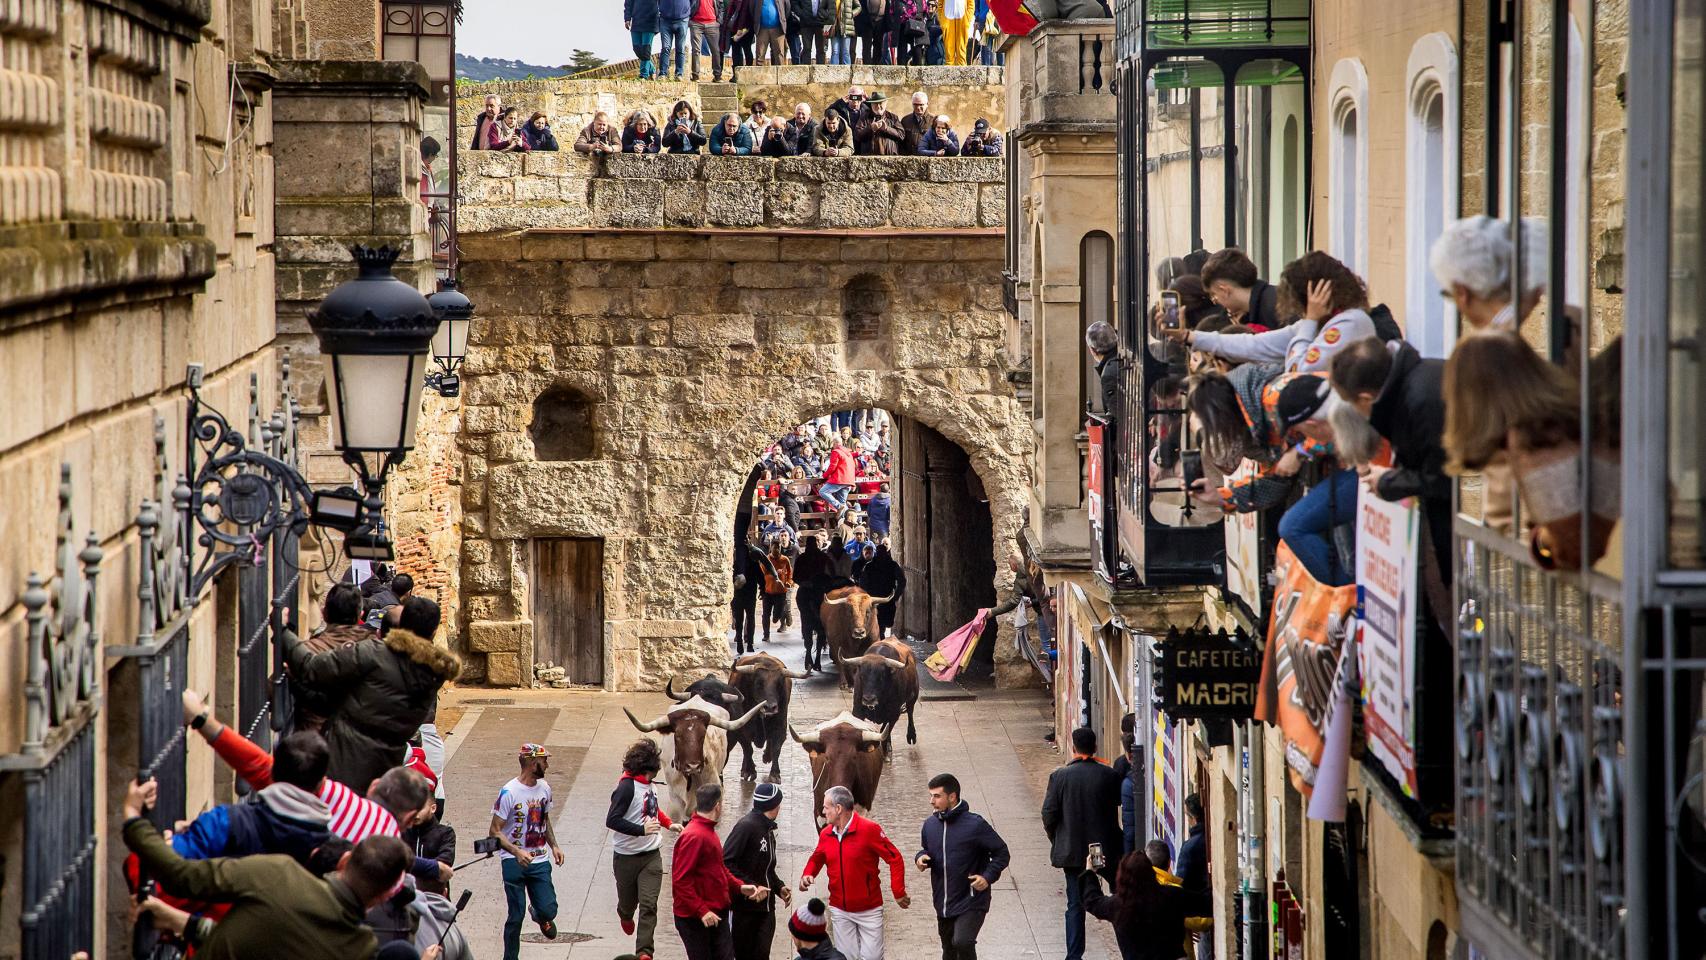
[532, 538, 605, 684]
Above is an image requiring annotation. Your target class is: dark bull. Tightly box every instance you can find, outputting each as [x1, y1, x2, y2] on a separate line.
[821, 586, 896, 688]
[728, 652, 809, 781]
[841, 637, 920, 746]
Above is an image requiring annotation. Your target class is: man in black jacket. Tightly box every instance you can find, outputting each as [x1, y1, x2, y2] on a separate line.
[1200, 247, 1282, 330]
[1041, 727, 1123, 960]
[793, 536, 834, 672]
[789, 0, 830, 63]
[724, 783, 791, 959]
[915, 774, 1010, 960]
[855, 544, 906, 635]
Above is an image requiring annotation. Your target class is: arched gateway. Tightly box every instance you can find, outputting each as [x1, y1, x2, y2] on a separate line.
[439, 102, 1026, 692]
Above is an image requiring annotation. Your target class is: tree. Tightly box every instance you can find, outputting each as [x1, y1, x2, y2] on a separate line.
[561, 49, 609, 75]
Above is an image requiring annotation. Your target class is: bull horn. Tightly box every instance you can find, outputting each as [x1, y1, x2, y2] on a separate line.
[872, 591, 897, 605]
[824, 596, 851, 606]
[862, 724, 889, 743]
[788, 723, 821, 745]
[722, 691, 744, 704]
[840, 656, 864, 668]
[784, 668, 811, 680]
[734, 663, 762, 674]
[712, 701, 768, 731]
[883, 656, 908, 670]
[624, 707, 668, 733]
[665, 678, 689, 703]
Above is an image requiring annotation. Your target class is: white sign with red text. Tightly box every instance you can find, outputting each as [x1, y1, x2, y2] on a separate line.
[1356, 492, 1419, 796]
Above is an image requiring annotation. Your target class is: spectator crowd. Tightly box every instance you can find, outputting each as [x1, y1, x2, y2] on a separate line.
[622, 0, 1007, 82]
[468, 88, 1002, 158]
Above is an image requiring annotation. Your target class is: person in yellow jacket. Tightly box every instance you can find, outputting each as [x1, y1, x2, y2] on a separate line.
[937, 0, 976, 64]
[1145, 839, 1213, 955]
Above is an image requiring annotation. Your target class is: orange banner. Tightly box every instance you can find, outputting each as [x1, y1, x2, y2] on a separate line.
[1255, 542, 1358, 796]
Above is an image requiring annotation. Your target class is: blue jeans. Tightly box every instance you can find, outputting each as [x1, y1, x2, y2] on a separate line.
[632, 29, 657, 77]
[659, 18, 690, 77]
[1278, 467, 1359, 587]
[1064, 867, 1088, 960]
[502, 857, 559, 960]
[1121, 777, 1138, 854]
[819, 483, 852, 511]
[829, 35, 851, 63]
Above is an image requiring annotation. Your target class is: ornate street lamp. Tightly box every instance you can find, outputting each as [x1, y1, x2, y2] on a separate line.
[425, 278, 473, 398]
[309, 244, 440, 488]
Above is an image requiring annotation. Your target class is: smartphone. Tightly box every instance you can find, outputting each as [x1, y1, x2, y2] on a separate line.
[473, 837, 501, 855]
[1160, 291, 1182, 331]
[1088, 842, 1106, 871]
[1181, 450, 1204, 492]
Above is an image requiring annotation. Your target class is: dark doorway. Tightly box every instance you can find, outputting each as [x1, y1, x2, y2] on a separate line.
[532, 538, 605, 684]
[895, 418, 996, 670]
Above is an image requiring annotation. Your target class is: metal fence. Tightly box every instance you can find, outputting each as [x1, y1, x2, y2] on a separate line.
[19, 720, 98, 960]
[1455, 522, 1625, 960]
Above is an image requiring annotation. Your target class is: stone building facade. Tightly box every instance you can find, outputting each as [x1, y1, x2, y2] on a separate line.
[442, 127, 1030, 691]
[0, 1, 431, 955]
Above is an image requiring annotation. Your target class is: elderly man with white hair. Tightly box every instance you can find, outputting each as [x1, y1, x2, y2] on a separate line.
[785, 103, 818, 156]
[1429, 214, 1547, 333]
[901, 91, 932, 153]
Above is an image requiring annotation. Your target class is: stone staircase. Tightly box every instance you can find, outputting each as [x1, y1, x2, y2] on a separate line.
[699, 82, 742, 121]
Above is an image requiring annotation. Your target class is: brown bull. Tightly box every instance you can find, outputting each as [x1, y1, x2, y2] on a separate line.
[624, 695, 765, 821]
[821, 586, 896, 689]
[842, 637, 919, 747]
[728, 652, 808, 782]
[789, 712, 889, 826]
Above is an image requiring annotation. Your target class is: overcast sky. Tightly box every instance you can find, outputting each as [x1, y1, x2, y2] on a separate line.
[460, 0, 634, 68]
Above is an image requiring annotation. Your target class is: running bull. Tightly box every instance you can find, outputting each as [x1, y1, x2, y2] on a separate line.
[728, 652, 809, 782]
[821, 585, 896, 689]
[842, 637, 920, 747]
[625, 694, 765, 822]
[789, 712, 890, 826]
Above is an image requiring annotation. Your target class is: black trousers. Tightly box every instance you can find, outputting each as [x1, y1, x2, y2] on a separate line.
[877, 599, 898, 633]
[677, 914, 736, 960]
[938, 910, 988, 960]
[732, 583, 760, 650]
[761, 591, 786, 636]
[730, 908, 775, 960]
[790, 27, 827, 63]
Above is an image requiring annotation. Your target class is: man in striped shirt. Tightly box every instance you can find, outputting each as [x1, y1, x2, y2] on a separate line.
[183, 690, 448, 882]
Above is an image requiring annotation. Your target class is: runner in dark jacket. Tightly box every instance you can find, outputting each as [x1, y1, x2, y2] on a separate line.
[723, 783, 790, 960]
[915, 774, 1009, 960]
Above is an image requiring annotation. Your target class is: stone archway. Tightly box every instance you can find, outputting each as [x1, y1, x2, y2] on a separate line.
[448, 226, 1024, 691]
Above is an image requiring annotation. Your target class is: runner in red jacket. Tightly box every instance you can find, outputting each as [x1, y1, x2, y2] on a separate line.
[673, 784, 767, 960]
[799, 786, 908, 960]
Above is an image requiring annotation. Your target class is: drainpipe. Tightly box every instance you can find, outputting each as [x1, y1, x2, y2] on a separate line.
[1240, 719, 1268, 960]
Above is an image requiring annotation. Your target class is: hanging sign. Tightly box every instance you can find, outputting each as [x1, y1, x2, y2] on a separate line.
[1152, 626, 1261, 720]
[1254, 542, 1358, 795]
[1086, 415, 1117, 584]
[1356, 494, 1420, 796]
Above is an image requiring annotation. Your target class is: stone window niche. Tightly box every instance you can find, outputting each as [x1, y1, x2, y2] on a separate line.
[843, 274, 893, 369]
[531, 387, 597, 460]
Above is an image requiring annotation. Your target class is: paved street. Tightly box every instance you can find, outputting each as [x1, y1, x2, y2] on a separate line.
[435, 626, 1123, 959]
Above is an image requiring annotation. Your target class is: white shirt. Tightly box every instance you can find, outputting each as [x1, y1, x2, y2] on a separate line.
[493, 777, 553, 860]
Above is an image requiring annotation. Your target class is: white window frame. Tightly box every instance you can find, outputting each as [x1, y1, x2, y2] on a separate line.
[1404, 33, 1461, 358]
[1328, 58, 1370, 276]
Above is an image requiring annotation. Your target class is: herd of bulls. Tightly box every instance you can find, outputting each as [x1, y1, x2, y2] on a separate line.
[623, 586, 920, 824]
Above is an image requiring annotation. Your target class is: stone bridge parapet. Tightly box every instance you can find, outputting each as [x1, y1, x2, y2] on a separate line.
[457, 151, 1006, 233]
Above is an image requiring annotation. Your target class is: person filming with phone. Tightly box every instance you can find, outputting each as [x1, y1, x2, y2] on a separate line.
[1041, 727, 1123, 960]
[1078, 844, 1210, 960]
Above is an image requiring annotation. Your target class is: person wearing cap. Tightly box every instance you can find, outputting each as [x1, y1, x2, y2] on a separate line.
[490, 743, 564, 960]
[607, 739, 682, 960]
[853, 92, 905, 156]
[1183, 365, 1316, 518]
[960, 119, 1002, 156]
[723, 782, 792, 959]
[1269, 374, 1361, 586]
[915, 773, 1009, 960]
[799, 785, 909, 960]
[787, 899, 846, 960]
[673, 784, 769, 960]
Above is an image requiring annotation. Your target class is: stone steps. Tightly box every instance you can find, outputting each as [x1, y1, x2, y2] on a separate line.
[699, 81, 741, 120]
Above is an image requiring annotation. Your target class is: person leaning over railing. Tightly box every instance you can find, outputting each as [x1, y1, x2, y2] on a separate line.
[711, 112, 757, 155]
[961, 119, 1003, 156]
[576, 112, 622, 154]
[812, 109, 855, 156]
[918, 114, 960, 156]
[624, 110, 664, 153]
[662, 100, 709, 154]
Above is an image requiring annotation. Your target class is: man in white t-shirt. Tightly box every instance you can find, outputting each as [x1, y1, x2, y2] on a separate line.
[490, 743, 565, 960]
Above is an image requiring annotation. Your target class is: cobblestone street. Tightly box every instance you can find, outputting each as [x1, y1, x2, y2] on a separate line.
[436, 627, 1123, 959]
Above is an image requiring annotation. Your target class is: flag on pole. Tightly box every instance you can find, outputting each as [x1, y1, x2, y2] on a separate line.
[986, 0, 1040, 35]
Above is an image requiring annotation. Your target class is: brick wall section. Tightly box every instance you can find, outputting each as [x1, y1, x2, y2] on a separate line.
[458, 151, 1006, 233]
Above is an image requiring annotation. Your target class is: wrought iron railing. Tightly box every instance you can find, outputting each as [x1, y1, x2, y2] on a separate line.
[20, 720, 97, 960]
[1455, 521, 1625, 960]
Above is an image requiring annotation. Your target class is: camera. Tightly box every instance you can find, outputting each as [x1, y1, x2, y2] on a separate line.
[473, 837, 501, 855]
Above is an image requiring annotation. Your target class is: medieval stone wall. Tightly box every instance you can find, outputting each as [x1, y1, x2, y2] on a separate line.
[452, 224, 1026, 690]
[458, 151, 1007, 233]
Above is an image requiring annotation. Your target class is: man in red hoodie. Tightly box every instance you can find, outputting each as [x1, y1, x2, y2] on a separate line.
[674, 783, 769, 960]
[799, 785, 909, 960]
[819, 437, 858, 517]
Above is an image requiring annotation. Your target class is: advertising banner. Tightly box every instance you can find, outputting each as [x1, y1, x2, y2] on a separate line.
[1356, 494, 1420, 796]
[1087, 417, 1115, 584]
[1254, 542, 1358, 795]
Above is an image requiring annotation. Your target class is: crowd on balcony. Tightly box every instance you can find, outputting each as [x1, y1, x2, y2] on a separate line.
[1119, 214, 1616, 604]
[468, 90, 1002, 158]
[622, 0, 1007, 81]
[117, 578, 479, 960]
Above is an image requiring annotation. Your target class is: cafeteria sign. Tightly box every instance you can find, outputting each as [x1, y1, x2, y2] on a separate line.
[1153, 626, 1262, 720]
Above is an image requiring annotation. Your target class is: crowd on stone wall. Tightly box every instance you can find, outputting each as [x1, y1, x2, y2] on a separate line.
[624, 0, 1007, 82]
[467, 88, 1002, 158]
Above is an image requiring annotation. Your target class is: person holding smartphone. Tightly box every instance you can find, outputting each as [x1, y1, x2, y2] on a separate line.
[1041, 727, 1122, 960]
